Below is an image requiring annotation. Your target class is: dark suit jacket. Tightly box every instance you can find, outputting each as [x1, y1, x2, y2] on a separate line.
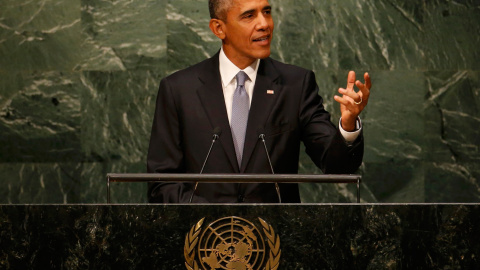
[147, 52, 363, 203]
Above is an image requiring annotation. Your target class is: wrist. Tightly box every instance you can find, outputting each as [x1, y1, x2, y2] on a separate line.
[341, 118, 356, 132]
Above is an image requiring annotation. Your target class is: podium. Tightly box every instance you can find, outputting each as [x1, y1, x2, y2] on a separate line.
[1, 173, 478, 269]
[1, 204, 479, 269]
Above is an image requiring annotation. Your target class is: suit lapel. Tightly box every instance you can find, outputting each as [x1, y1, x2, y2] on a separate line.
[196, 53, 239, 171]
[241, 59, 280, 172]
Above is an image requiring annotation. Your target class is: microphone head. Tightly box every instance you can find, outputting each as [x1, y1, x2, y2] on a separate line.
[213, 127, 222, 136]
[257, 127, 265, 139]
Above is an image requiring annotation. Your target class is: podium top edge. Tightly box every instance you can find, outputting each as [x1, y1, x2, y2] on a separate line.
[106, 173, 361, 183]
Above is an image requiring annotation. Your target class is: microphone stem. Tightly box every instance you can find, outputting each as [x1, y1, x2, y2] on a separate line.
[200, 134, 218, 174]
[260, 134, 281, 203]
[189, 134, 218, 203]
[261, 136, 275, 175]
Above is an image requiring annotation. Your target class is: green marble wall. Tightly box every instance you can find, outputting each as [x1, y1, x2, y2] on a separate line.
[0, 0, 479, 203]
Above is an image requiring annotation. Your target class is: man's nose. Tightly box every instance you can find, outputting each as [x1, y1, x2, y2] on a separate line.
[255, 14, 270, 31]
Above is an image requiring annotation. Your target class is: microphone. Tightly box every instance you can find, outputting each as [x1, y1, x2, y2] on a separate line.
[258, 132, 282, 203]
[189, 127, 221, 203]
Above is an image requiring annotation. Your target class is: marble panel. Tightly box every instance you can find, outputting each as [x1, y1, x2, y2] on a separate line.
[166, 0, 220, 73]
[79, 0, 167, 72]
[426, 162, 480, 202]
[361, 161, 425, 202]
[424, 71, 480, 163]
[359, 70, 426, 202]
[0, 0, 83, 72]
[269, 0, 338, 71]
[362, 70, 425, 164]
[0, 71, 85, 162]
[424, 71, 480, 202]
[337, 0, 426, 70]
[80, 70, 159, 164]
[0, 163, 86, 204]
[423, 0, 480, 70]
[0, 162, 147, 204]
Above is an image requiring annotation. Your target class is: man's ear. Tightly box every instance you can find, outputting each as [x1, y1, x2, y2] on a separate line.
[209, 18, 226, 40]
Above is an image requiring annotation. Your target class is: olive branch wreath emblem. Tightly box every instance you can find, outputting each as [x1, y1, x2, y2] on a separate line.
[184, 217, 203, 270]
[184, 217, 281, 270]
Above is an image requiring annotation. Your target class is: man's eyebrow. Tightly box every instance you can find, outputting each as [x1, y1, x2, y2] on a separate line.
[239, 9, 255, 17]
[239, 5, 272, 17]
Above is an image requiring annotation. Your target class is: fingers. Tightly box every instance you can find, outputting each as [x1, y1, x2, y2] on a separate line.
[364, 72, 372, 90]
[334, 71, 371, 121]
[337, 87, 361, 105]
[354, 73, 370, 90]
[335, 71, 371, 107]
[341, 70, 361, 103]
[334, 94, 352, 107]
[355, 72, 371, 101]
[346, 70, 356, 90]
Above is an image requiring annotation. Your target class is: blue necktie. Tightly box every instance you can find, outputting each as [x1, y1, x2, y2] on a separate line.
[231, 71, 249, 167]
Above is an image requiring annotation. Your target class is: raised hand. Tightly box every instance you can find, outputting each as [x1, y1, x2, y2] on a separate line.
[334, 71, 371, 131]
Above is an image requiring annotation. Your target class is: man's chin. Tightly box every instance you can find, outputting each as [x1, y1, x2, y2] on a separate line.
[255, 49, 271, 59]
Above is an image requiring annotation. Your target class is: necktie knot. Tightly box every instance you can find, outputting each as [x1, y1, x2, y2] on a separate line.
[236, 71, 248, 87]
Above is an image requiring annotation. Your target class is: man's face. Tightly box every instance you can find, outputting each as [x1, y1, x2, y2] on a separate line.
[221, 0, 274, 68]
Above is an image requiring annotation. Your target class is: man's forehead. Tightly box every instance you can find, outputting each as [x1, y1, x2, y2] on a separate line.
[230, 0, 271, 11]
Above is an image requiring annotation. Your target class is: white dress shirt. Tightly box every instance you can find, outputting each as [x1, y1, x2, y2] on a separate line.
[219, 48, 259, 123]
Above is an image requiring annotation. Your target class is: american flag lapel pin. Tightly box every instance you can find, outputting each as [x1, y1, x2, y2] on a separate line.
[267, 89, 274, 95]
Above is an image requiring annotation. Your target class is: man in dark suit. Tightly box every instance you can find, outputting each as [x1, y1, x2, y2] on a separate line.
[147, 0, 371, 203]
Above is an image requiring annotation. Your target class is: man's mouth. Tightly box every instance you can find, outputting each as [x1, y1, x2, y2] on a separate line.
[253, 35, 270, 42]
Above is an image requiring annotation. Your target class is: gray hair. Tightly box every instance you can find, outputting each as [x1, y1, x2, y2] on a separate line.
[208, 0, 234, 20]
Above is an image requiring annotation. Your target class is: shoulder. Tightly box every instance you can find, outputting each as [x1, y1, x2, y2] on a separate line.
[262, 57, 315, 83]
[164, 58, 214, 81]
[264, 57, 310, 73]
[156, 54, 219, 98]
[164, 55, 218, 84]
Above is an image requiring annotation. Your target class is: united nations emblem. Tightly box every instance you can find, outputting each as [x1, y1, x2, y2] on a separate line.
[184, 216, 281, 270]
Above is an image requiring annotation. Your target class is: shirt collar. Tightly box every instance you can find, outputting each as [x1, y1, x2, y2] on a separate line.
[219, 47, 260, 87]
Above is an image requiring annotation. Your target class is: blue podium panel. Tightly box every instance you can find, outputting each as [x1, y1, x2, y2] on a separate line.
[1, 204, 479, 269]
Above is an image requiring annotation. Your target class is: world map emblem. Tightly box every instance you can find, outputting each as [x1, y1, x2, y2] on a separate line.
[184, 216, 281, 270]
